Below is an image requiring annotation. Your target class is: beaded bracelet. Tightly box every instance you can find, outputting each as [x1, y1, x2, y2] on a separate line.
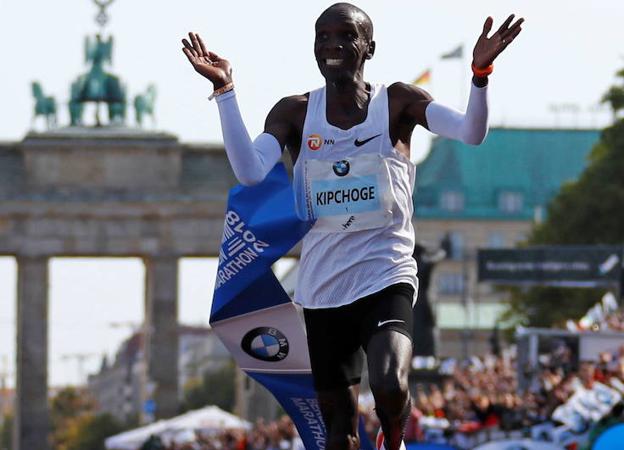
[208, 82, 234, 101]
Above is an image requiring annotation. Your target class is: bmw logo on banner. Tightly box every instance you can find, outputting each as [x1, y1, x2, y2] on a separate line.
[241, 327, 289, 362]
[332, 160, 350, 177]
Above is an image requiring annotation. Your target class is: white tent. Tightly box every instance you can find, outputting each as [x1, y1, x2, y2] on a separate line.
[105, 405, 251, 450]
[105, 420, 169, 450]
[164, 405, 251, 432]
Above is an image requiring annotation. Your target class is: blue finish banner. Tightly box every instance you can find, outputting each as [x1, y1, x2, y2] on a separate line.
[209, 164, 373, 450]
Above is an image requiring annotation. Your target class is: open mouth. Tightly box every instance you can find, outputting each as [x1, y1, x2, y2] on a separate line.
[324, 58, 344, 67]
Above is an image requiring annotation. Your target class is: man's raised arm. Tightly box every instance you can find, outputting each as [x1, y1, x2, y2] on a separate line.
[182, 32, 283, 186]
[405, 15, 524, 145]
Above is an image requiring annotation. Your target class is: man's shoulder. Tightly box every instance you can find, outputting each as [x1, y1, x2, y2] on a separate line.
[387, 82, 432, 102]
[264, 93, 309, 143]
[273, 93, 309, 115]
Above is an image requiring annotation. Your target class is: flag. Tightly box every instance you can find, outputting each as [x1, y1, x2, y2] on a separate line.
[411, 69, 431, 86]
[440, 44, 463, 59]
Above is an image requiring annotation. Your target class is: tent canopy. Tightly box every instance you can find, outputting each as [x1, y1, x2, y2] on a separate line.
[105, 405, 251, 450]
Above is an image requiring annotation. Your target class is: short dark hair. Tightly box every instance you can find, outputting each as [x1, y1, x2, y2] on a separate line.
[317, 3, 374, 42]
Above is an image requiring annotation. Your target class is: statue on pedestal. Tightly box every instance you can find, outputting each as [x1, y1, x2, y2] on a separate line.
[31, 81, 57, 129]
[29, 0, 157, 130]
[69, 34, 127, 126]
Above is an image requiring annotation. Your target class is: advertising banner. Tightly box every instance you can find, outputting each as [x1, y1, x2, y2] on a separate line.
[477, 247, 623, 287]
[210, 163, 373, 450]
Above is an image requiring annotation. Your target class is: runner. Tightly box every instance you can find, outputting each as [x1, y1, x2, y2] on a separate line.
[182, 4, 523, 450]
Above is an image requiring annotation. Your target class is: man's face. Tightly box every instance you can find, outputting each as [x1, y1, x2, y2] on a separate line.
[314, 9, 374, 83]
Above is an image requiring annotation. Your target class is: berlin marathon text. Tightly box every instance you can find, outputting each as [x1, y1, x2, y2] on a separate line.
[216, 247, 260, 288]
[216, 210, 270, 289]
[292, 397, 326, 448]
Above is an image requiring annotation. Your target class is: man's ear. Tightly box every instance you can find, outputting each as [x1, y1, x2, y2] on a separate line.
[365, 40, 376, 60]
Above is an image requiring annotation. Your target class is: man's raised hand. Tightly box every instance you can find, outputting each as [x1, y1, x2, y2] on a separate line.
[182, 32, 232, 89]
[472, 14, 524, 70]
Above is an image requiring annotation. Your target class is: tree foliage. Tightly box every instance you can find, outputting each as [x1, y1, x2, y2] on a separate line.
[500, 286, 605, 329]
[601, 69, 624, 118]
[1, 414, 12, 450]
[530, 135, 624, 245]
[502, 68, 624, 327]
[181, 359, 236, 413]
[49, 387, 127, 450]
[51, 387, 97, 450]
[64, 414, 124, 450]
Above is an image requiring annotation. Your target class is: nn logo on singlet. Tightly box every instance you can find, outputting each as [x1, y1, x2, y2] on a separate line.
[307, 134, 334, 151]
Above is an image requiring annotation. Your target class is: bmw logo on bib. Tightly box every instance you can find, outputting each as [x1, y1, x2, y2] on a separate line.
[332, 160, 350, 177]
[241, 327, 290, 362]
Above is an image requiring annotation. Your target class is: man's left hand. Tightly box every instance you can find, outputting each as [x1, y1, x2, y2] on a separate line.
[472, 14, 524, 69]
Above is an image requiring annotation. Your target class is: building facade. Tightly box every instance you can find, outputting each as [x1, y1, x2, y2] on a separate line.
[413, 127, 601, 357]
[87, 325, 230, 421]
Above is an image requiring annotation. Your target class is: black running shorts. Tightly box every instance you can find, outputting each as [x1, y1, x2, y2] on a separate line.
[303, 282, 415, 391]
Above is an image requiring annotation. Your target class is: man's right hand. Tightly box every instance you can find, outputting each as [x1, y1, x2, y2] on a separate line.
[182, 32, 232, 89]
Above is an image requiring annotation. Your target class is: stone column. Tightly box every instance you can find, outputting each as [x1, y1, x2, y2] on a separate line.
[144, 256, 179, 419]
[14, 256, 49, 450]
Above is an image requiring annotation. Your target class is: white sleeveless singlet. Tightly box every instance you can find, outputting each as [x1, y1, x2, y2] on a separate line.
[293, 84, 418, 309]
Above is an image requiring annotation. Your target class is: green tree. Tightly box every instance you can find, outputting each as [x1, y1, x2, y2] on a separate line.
[181, 359, 236, 413]
[602, 68, 624, 119]
[502, 67, 624, 327]
[1, 414, 12, 450]
[64, 414, 124, 450]
[50, 387, 97, 450]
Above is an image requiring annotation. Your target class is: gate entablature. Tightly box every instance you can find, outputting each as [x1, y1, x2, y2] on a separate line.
[0, 131, 237, 259]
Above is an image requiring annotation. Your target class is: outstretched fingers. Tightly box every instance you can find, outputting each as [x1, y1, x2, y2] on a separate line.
[182, 47, 197, 65]
[505, 17, 524, 36]
[481, 16, 493, 37]
[189, 32, 204, 56]
[505, 24, 523, 46]
[196, 34, 210, 57]
[500, 17, 524, 46]
[497, 14, 515, 34]
[181, 38, 198, 57]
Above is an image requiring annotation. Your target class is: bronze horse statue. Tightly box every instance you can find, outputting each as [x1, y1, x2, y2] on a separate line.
[69, 34, 126, 126]
[31, 82, 57, 129]
[134, 84, 157, 127]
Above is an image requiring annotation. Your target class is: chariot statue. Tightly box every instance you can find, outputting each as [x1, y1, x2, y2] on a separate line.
[29, 0, 156, 129]
[69, 34, 127, 126]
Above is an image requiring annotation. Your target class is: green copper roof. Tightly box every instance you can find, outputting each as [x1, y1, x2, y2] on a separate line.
[414, 128, 601, 220]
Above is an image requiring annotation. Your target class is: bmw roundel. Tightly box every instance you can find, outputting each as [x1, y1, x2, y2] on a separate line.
[241, 327, 289, 362]
[332, 160, 350, 177]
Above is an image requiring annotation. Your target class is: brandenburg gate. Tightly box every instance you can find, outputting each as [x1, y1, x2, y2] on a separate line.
[5, 1, 241, 448]
[3, 128, 237, 449]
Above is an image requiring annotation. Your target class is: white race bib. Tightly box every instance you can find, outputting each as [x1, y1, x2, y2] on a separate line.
[300, 154, 395, 233]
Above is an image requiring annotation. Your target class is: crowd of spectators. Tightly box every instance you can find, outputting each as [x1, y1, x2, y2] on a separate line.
[593, 309, 624, 332]
[399, 346, 624, 441]
[140, 415, 304, 450]
[138, 344, 624, 449]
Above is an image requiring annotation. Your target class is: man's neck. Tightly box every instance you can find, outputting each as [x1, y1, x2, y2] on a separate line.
[326, 78, 370, 112]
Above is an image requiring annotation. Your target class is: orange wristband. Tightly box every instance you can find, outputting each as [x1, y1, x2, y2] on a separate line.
[471, 63, 494, 78]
